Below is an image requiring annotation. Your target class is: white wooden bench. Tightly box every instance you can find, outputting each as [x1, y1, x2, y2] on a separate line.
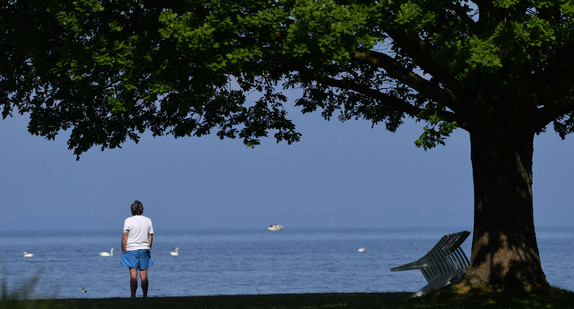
[390, 230, 470, 297]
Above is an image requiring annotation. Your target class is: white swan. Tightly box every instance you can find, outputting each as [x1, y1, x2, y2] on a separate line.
[358, 247, 366, 253]
[99, 248, 114, 257]
[170, 247, 180, 256]
[23, 252, 34, 257]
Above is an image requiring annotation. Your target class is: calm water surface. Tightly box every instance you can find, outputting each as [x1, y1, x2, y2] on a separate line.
[0, 227, 571, 298]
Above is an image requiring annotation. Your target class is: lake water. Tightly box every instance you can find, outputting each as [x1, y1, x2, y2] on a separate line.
[1, 227, 572, 299]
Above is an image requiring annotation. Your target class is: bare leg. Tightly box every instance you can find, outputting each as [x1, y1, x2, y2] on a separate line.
[129, 268, 138, 298]
[139, 269, 148, 298]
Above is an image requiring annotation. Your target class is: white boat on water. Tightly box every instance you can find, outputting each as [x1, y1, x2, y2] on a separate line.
[267, 224, 284, 231]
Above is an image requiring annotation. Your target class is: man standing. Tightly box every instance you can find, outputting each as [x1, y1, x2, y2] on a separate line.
[121, 200, 154, 298]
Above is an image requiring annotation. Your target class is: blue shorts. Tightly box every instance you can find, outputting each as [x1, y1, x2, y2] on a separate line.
[121, 249, 153, 271]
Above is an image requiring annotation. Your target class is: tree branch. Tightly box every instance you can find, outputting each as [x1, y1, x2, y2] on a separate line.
[446, 2, 477, 26]
[303, 69, 461, 126]
[535, 45, 574, 127]
[381, 2, 476, 91]
[538, 92, 574, 130]
[385, 28, 454, 86]
[353, 50, 463, 116]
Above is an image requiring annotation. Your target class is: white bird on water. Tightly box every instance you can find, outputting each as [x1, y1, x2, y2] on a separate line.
[170, 247, 180, 256]
[99, 248, 114, 257]
[358, 248, 366, 253]
[23, 252, 34, 257]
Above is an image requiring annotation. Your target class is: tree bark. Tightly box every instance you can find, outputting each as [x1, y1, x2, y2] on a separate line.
[462, 125, 549, 291]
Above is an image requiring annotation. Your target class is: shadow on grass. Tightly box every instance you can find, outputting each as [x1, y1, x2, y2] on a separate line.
[54, 289, 574, 309]
[59, 293, 413, 309]
[416, 285, 574, 308]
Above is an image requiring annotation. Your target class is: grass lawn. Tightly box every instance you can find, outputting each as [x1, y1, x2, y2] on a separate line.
[8, 289, 573, 309]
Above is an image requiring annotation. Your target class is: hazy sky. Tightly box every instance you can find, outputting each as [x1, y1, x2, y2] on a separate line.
[1, 103, 573, 231]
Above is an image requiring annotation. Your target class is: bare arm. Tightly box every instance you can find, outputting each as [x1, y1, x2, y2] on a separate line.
[121, 232, 128, 253]
[148, 234, 153, 249]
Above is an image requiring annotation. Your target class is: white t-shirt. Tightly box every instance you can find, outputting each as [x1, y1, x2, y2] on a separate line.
[123, 215, 154, 251]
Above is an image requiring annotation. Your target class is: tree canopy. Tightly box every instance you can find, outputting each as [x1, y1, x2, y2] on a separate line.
[3, 0, 574, 294]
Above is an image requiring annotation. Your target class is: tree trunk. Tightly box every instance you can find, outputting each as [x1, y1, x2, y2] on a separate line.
[461, 126, 549, 292]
